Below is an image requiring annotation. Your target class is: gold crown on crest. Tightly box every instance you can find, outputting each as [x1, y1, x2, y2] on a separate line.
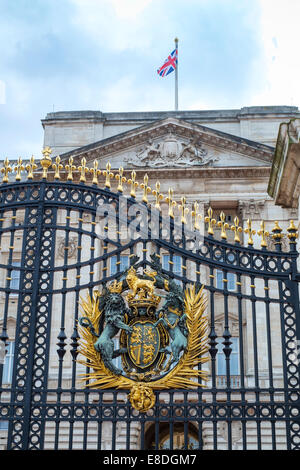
[108, 279, 123, 294]
[125, 266, 161, 309]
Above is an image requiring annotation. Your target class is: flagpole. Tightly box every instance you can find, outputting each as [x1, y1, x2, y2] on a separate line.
[174, 37, 178, 111]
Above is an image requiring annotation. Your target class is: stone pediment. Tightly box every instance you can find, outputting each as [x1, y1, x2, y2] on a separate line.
[59, 117, 274, 170]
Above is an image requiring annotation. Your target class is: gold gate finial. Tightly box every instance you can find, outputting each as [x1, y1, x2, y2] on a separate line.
[26, 155, 37, 180]
[1, 158, 12, 183]
[14, 157, 24, 181]
[90, 159, 101, 185]
[115, 167, 126, 193]
[41, 146, 52, 179]
[271, 220, 283, 246]
[178, 196, 189, 224]
[191, 202, 202, 231]
[127, 170, 139, 198]
[244, 218, 256, 246]
[103, 162, 114, 189]
[258, 220, 269, 247]
[52, 155, 63, 180]
[287, 220, 298, 243]
[65, 156, 76, 181]
[165, 188, 177, 218]
[78, 157, 89, 183]
[231, 216, 243, 244]
[217, 211, 229, 239]
[140, 173, 151, 203]
[152, 181, 164, 210]
[205, 207, 216, 236]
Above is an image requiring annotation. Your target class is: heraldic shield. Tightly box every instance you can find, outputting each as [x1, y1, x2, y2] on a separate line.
[78, 255, 209, 412]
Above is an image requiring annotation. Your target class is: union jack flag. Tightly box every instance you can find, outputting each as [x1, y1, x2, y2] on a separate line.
[157, 48, 178, 77]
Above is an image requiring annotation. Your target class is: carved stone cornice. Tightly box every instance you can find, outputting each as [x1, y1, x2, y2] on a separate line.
[59, 117, 274, 166]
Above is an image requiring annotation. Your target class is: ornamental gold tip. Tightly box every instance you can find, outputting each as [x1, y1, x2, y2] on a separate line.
[14, 157, 24, 181]
[25, 155, 37, 180]
[258, 220, 269, 247]
[178, 196, 189, 224]
[127, 170, 139, 198]
[287, 220, 298, 240]
[217, 211, 229, 240]
[78, 157, 89, 183]
[1, 158, 12, 183]
[205, 207, 216, 236]
[271, 220, 283, 242]
[41, 146, 52, 179]
[90, 159, 101, 185]
[52, 155, 63, 180]
[65, 156, 76, 181]
[103, 162, 114, 189]
[244, 218, 256, 246]
[165, 188, 176, 218]
[152, 181, 164, 210]
[140, 173, 151, 203]
[115, 167, 126, 193]
[191, 201, 202, 231]
[231, 216, 243, 244]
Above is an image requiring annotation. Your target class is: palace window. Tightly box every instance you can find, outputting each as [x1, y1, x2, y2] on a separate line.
[110, 255, 129, 275]
[162, 254, 182, 276]
[2, 341, 15, 385]
[216, 253, 236, 291]
[9, 261, 21, 291]
[216, 337, 240, 387]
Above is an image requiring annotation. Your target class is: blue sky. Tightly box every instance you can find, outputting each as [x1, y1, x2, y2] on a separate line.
[0, 0, 299, 157]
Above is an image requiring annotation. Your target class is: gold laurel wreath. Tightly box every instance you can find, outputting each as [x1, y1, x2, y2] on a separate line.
[77, 284, 209, 391]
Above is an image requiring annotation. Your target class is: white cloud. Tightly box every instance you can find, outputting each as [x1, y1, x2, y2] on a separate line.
[70, 0, 155, 51]
[250, 0, 300, 107]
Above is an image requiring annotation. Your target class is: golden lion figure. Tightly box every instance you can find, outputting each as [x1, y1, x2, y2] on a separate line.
[126, 266, 157, 300]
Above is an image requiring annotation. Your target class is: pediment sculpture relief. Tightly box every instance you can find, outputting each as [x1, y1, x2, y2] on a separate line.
[125, 135, 219, 168]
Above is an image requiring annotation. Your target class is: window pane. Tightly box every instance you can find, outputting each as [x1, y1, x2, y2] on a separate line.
[2, 342, 15, 384]
[10, 261, 21, 290]
[110, 255, 129, 275]
[216, 337, 239, 375]
[162, 254, 182, 274]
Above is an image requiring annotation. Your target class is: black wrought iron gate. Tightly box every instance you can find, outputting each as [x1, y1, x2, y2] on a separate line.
[0, 164, 300, 450]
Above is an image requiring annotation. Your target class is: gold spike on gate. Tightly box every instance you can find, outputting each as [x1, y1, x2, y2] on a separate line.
[90, 159, 101, 185]
[115, 167, 126, 193]
[25, 155, 37, 180]
[65, 156, 76, 181]
[52, 155, 63, 180]
[178, 196, 189, 224]
[205, 207, 216, 236]
[78, 157, 89, 183]
[14, 157, 24, 181]
[217, 211, 229, 239]
[244, 218, 256, 246]
[191, 202, 202, 231]
[231, 216, 243, 244]
[1, 158, 12, 183]
[41, 146, 53, 179]
[257, 220, 269, 248]
[140, 174, 151, 203]
[165, 188, 177, 218]
[103, 162, 114, 189]
[152, 181, 164, 210]
[127, 170, 139, 198]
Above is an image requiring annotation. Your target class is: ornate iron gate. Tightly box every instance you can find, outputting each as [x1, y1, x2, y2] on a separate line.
[0, 154, 299, 450]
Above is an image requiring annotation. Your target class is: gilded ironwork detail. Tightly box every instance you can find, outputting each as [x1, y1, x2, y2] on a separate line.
[78, 257, 209, 412]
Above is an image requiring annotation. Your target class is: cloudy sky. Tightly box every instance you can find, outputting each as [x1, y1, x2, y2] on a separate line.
[0, 0, 300, 157]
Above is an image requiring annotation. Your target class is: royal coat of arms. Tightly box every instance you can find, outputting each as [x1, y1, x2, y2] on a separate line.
[78, 255, 209, 412]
